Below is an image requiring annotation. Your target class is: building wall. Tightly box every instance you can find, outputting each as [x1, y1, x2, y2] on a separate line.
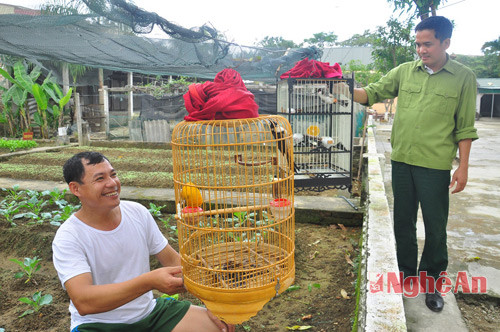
[480, 94, 500, 118]
[321, 47, 374, 66]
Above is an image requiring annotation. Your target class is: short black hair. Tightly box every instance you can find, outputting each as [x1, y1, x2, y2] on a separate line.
[415, 16, 453, 42]
[63, 151, 109, 184]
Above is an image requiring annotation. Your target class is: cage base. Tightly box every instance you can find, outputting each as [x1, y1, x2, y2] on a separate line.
[184, 267, 295, 324]
[182, 242, 294, 324]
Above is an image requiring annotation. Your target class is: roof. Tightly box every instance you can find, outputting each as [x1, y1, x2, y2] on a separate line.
[0, 4, 40, 16]
[321, 47, 374, 66]
[477, 78, 500, 94]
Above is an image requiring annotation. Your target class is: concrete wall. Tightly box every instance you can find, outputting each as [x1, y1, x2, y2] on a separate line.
[357, 123, 407, 331]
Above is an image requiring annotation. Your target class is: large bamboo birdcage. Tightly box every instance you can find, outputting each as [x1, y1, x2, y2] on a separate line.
[172, 115, 295, 324]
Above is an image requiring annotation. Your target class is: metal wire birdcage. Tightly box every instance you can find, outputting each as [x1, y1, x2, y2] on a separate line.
[277, 77, 354, 191]
[172, 115, 295, 324]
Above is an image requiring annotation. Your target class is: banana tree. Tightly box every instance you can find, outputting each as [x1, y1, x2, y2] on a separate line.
[31, 79, 72, 138]
[0, 61, 72, 138]
[0, 100, 16, 136]
[31, 84, 49, 138]
[0, 62, 40, 134]
[46, 81, 72, 128]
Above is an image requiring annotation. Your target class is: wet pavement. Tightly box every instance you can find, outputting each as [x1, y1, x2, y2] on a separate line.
[375, 118, 500, 297]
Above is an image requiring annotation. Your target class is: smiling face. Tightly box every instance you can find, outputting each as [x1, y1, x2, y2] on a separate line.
[70, 158, 121, 212]
[415, 29, 450, 72]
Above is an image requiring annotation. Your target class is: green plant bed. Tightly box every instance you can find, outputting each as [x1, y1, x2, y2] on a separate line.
[0, 146, 176, 188]
[0, 143, 345, 195]
[0, 139, 38, 153]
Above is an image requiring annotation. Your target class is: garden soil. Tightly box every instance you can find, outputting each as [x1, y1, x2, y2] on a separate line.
[0, 220, 360, 332]
[0, 144, 360, 331]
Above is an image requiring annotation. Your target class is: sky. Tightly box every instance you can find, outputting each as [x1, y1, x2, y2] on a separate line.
[2, 0, 499, 56]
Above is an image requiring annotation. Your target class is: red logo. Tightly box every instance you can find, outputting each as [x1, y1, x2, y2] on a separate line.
[368, 271, 487, 297]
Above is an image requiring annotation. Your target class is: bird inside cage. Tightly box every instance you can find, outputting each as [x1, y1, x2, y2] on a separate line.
[313, 88, 350, 107]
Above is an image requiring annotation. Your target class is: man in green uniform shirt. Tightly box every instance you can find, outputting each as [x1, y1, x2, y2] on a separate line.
[352, 16, 478, 312]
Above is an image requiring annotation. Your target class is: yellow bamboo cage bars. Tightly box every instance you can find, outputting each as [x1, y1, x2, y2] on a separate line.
[171, 115, 295, 324]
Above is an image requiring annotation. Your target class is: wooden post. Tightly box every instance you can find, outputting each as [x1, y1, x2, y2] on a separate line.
[98, 68, 104, 106]
[75, 92, 83, 146]
[61, 63, 71, 131]
[98, 68, 106, 130]
[62, 63, 70, 96]
[103, 86, 110, 138]
[128, 72, 134, 120]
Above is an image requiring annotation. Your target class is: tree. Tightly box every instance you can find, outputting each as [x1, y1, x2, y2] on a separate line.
[40, 0, 89, 15]
[338, 18, 416, 74]
[455, 37, 500, 78]
[303, 32, 338, 49]
[454, 55, 497, 78]
[388, 0, 449, 20]
[0, 61, 72, 138]
[339, 30, 377, 47]
[481, 37, 500, 77]
[340, 18, 416, 117]
[372, 18, 416, 73]
[342, 60, 382, 87]
[257, 36, 301, 49]
[482, 37, 500, 57]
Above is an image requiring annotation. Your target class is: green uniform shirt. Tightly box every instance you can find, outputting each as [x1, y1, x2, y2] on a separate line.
[363, 57, 479, 170]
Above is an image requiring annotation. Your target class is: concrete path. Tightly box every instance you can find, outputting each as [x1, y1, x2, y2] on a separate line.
[375, 118, 500, 331]
[0, 179, 364, 227]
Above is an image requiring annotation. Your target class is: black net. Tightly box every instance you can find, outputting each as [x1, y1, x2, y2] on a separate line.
[0, 8, 319, 82]
[82, 0, 221, 41]
[0, 0, 323, 142]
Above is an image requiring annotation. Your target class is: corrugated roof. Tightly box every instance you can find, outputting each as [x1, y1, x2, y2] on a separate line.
[477, 78, 500, 94]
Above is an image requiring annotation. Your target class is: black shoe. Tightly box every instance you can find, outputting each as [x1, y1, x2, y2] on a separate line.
[425, 291, 444, 312]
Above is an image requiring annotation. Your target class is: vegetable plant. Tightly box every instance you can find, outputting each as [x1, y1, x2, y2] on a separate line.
[51, 203, 80, 226]
[41, 187, 68, 208]
[18, 291, 53, 318]
[1, 184, 24, 200]
[308, 283, 321, 292]
[0, 139, 38, 152]
[0, 200, 20, 226]
[0, 186, 80, 227]
[148, 202, 166, 217]
[15, 195, 49, 223]
[160, 214, 178, 241]
[10, 256, 42, 284]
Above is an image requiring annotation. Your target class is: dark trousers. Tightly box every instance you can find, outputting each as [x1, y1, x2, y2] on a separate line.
[391, 161, 450, 280]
